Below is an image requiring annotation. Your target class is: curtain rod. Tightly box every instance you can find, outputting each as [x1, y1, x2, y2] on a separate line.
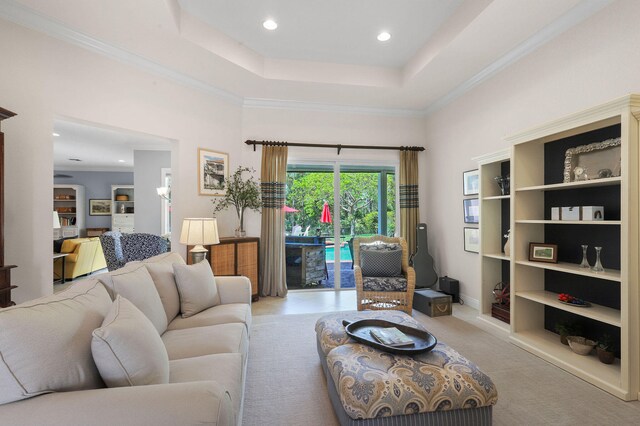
[244, 140, 425, 155]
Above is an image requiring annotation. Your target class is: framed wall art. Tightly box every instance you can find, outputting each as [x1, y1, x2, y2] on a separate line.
[89, 199, 111, 216]
[463, 169, 479, 196]
[528, 243, 558, 263]
[464, 227, 479, 253]
[463, 198, 479, 224]
[198, 148, 229, 196]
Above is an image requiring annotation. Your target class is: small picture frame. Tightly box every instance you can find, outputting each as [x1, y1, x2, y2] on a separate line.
[198, 148, 229, 196]
[463, 169, 479, 196]
[528, 243, 558, 263]
[89, 199, 112, 216]
[463, 198, 479, 224]
[464, 227, 479, 253]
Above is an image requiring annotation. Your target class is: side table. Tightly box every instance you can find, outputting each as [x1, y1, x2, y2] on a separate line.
[53, 253, 69, 284]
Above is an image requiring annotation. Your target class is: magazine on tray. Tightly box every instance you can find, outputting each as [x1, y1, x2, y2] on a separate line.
[370, 327, 415, 347]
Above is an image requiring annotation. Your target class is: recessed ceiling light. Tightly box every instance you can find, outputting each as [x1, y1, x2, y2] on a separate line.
[263, 19, 278, 30]
[52, 132, 60, 137]
[68, 158, 82, 162]
[118, 159, 126, 163]
[377, 32, 391, 42]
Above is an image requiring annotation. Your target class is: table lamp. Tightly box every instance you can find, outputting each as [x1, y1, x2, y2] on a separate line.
[53, 211, 61, 229]
[180, 218, 220, 264]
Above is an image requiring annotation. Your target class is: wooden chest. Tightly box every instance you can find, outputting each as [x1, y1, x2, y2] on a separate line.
[413, 289, 452, 317]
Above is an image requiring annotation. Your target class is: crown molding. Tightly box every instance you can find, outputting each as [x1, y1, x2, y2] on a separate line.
[472, 148, 511, 165]
[423, 0, 613, 116]
[243, 98, 423, 118]
[0, 0, 243, 105]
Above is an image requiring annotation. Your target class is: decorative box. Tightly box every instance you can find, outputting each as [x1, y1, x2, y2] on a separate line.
[551, 207, 561, 220]
[561, 206, 581, 221]
[413, 289, 452, 317]
[491, 303, 510, 324]
[582, 206, 604, 221]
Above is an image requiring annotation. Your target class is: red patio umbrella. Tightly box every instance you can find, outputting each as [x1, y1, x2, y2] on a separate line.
[282, 205, 299, 213]
[320, 202, 332, 223]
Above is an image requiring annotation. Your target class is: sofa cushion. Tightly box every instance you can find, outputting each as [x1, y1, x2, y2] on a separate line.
[142, 252, 186, 265]
[170, 353, 243, 416]
[167, 303, 252, 332]
[92, 296, 169, 387]
[99, 263, 168, 334]
[59, 238, 90, 254]
[145, 262, 180, 323]
[173, 260, 221, 318]
[0, 279, 112, 405]
[360, 243, 402, 277]
[161, 323, 248, 364]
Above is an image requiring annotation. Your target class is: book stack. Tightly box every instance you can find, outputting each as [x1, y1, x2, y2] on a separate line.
[370, 327, 414, 347]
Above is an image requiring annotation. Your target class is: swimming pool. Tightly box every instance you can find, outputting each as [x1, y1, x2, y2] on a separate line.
[325, 245, 352, 262]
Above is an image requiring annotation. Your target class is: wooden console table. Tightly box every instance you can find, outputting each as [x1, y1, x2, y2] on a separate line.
[188, 237, 260, 302]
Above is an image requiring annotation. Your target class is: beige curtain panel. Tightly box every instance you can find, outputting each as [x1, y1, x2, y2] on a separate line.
[260, 145, 289, 297]
[399, 150, 420, 256]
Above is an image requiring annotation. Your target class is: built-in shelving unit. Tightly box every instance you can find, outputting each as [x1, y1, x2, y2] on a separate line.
[53, 184, 85, 238]
[507, 95, 640, 401]
[111, 185, 134, 233]
[476, 149, 512, 334]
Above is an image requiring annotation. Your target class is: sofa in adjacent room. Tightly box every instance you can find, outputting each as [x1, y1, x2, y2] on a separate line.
[54, 237, 108, 280]
[0, 252, 251, 426]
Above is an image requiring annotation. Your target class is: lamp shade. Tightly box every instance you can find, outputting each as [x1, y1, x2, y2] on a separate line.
[53, 211, 61, 229]
[179, 218, 220, 246]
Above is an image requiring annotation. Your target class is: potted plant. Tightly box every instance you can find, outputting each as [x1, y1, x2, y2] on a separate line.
[211, 166, 261, 237]
[596, 335, 615, 364]
[555, 321, 581, 346]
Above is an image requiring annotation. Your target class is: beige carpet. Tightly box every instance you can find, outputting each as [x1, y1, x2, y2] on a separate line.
[242, 311, 640, 425]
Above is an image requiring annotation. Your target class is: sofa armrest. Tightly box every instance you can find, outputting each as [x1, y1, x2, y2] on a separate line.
[0, 381, 235, 426]
[216, 276, 252, 305]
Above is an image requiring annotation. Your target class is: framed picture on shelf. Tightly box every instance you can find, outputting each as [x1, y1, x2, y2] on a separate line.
[89, 199, 111, 216]
[464, 227, 479, 253]
[463, 169, 479, 195]
[198, 148, 229, 196]
[463, 198, 479, 223]
[528, 243, 558, 263]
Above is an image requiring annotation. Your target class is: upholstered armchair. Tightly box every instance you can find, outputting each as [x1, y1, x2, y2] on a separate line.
[99, 231, 125, 271]
[353, 235, 415, 315]
[120, 233, 168, 262]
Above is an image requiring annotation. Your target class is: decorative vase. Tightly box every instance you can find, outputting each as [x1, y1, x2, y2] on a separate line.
[596, 347, 615, 364]
[235, 210, 246, 238]
[591, 246, 605, 272]
[503, 231, 511, 257]
[560, 333, 569, 346]
[579, 245, 590, 268]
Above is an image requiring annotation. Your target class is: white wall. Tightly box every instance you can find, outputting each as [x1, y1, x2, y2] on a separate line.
[134, 150, 171, 234]
[423, 0, 640, 307]
[0, 20, 243, 303]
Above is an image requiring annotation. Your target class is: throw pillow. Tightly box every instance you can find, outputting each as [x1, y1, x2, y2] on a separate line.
[360, 245, 402, 277]
[145, 262, 181, 323]
[173, 260, 220, 318]
[0, 279, 112, 405]
[100, 264, 168, 335]
[92, 296, 169, 387]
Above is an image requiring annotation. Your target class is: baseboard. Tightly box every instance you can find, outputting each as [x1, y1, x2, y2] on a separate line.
[458, 293, 479, 310]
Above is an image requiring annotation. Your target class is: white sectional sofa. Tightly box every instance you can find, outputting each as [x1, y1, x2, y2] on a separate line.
[0, 252, 251, 426]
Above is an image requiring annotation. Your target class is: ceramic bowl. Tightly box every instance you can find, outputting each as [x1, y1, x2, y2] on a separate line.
[567, 336, 596, 355]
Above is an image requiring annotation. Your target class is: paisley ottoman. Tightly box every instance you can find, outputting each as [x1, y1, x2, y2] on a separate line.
[315, 311, 498, 425]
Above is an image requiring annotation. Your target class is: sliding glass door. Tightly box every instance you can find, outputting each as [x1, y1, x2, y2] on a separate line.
[285, 163, 396, 290]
